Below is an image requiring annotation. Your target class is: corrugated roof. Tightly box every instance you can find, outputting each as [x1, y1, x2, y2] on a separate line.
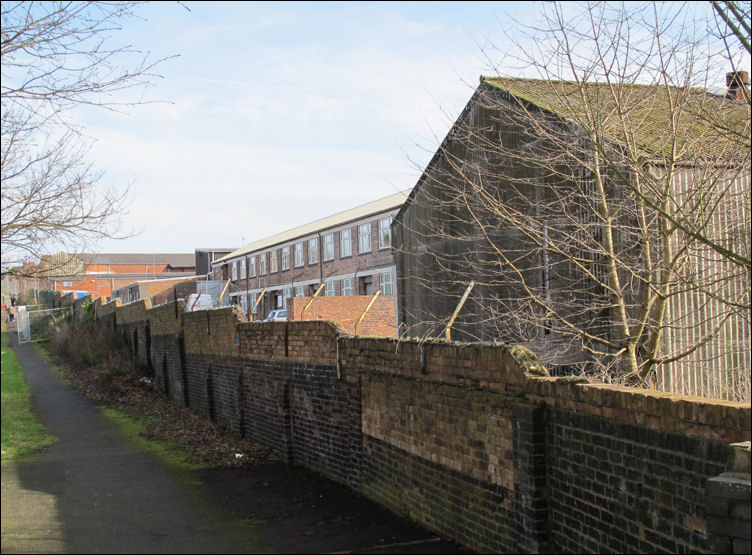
[216, 189, 412, 264]
[482, 76, 750, 160]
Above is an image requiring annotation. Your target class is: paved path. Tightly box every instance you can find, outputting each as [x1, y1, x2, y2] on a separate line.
[2, 332, 469, 554]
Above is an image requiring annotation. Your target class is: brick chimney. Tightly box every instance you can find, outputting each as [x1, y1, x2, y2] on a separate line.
[725, 71, 750, 101]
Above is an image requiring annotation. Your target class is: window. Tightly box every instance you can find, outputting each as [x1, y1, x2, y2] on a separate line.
[63, 281, 73, 287]
[308, 238, 319, 264]
[259, 253, 266, 275]
[342, 278, 353, 296]
[250, 256, 256, 276]
[294, 243, 304, 267]
[231, 261, 238, 281]
[270, 250, 278, 273]
[250, 292, 258, 314]
[240, 295, 248, 313]
[380, 272, 393, 295]
[360, 275, 373, 295]
[340, 229, 352, 257]
[294, 286, 305, 297]
[359, 223, 371, 253]
[240, 258, 247, 280]
[283, 288, 292, 304]
[325, 281, 336, 296]
[281, 246, 290, 270]
[379, 218, 392, 249]
[323, 233, 334, 261]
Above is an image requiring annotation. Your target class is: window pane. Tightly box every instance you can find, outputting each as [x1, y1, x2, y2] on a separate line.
[282, 246, 290, 270]
[359, 223, 371, 253]
[325, 281, 336, 296]
[379, 218, 392, 248]
[294, 243, 304, 266]
[324, 234, 334, 260]
[340, 229, 352, 257]
[380, 272, 393, 295]
[270, 250, 278, 272]
[342, 278, 353, 296]
[309, 238, 319, 264]
[259, 253, 266, 275]
[250, 256, 256, 276]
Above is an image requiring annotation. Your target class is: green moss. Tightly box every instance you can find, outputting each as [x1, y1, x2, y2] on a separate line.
[98, 406, 210, 472]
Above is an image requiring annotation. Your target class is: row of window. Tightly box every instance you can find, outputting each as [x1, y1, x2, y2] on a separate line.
[228, 218, 392, 281]
[241, 272, 393, 313]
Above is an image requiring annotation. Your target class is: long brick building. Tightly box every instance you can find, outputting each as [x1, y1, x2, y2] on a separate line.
[212, 189, 411, 324]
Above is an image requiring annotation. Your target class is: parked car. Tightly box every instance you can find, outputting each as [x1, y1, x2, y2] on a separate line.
[263, 309, 287, 322]
[186, 293, 214, 311]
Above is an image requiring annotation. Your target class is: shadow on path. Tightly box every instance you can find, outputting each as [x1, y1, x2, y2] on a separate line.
[2, 332, 470, 554]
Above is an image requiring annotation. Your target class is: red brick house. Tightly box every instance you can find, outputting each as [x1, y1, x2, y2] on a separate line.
[40, 252, 196, 301]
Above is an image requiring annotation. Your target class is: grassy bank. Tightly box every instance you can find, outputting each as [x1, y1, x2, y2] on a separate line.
[1, 331, 56, 460]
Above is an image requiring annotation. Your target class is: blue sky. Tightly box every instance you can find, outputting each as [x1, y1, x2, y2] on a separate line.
[71, 1, 748, 255]
[78, 1, 523, 254]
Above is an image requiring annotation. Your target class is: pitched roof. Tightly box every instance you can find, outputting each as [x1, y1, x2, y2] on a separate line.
[216, 189, 412, 263]
[80, 253, 196, 267]
[482, 76, 750, 161]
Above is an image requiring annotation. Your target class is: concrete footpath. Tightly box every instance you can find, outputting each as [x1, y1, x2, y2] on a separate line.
[2, 332, 469, 554]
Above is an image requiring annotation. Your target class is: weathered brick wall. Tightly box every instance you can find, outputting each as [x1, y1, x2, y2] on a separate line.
[525, 379, 750, 553]
[114, 299, 152, 365]
[96, 304, 750, 554]
[242, 359, 293, 462]
[288, 295, 396, 337]
[290, 363, 363, 489]
[148, 301, 185, 399]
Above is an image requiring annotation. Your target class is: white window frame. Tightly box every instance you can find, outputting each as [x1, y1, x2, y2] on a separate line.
[323, 233, 334, 261]
[240, 258, 247, 280]
[308, 238, 319, 264]
[281, 246, 290, 270]
[270, 250, 278, 273]
[379, 217, 392, 249]
[294, 242, 304, 267]
[340, 228, 352, 257]
[380, 272, 393, 295]
[359, 223, 371, 253]
[259, 253, 266, 275]
[250, 256, 256, 277]
[294, 286, 305, 297]
[342, 277, 353, 296]
[250, 292, 258, 314]
[231, 261, 238, 281]
[325, 281, 336, 296]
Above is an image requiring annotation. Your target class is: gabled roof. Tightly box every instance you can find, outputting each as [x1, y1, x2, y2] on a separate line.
[483, 76, 750, 160]
[216, 189, 412, 264]
[394, 76, 750, 226]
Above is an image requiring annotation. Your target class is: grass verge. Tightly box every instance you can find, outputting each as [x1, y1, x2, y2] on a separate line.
[1, 330, 57, 460]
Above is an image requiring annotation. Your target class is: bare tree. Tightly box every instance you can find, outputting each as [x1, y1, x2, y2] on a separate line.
[395, 1, 750, 401]
[1, 1, 170, 273]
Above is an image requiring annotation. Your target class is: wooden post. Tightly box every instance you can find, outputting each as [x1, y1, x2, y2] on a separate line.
[300, 282, 326, 320]
[355, 290, 381, 336]
[445, 281, 474, 341]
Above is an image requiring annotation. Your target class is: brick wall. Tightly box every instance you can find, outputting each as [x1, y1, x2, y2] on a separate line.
[97, 301, 750, 554]
[288, 295, 396, 337]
